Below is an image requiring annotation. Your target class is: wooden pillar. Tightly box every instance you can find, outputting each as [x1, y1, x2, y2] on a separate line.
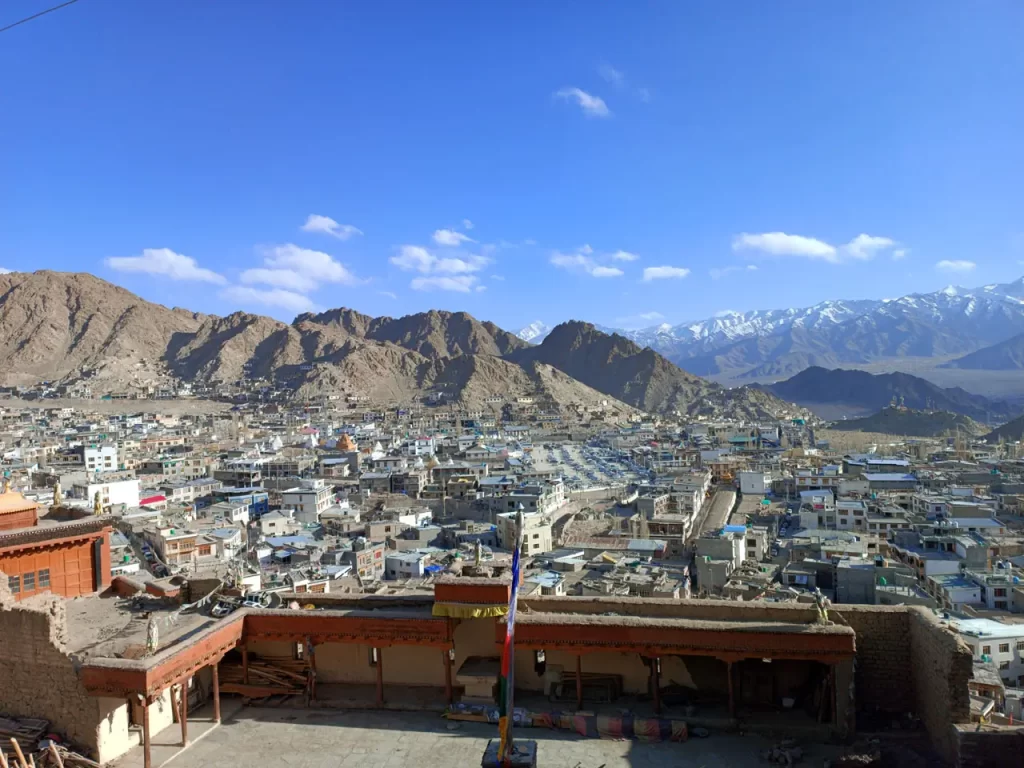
[212, 662, 221, 723]
[179, 681, 189, 746]
[575, 654, 583, 711]
[142, 699, 152, 768]
[652, 657, 662, 715]
[307, 638, 317, 702]
[443, 649, 453, 705]
[242, 645, 249, 684]
[375, 647, 384, 707]
[727, 661, 736, 719]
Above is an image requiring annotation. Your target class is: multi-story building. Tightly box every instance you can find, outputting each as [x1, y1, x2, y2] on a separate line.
[495, 511, 552, 556]
[72, 478, 140, 510]
[281, 480, 333, 525]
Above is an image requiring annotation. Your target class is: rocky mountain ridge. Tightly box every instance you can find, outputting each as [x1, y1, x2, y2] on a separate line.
[0, 271, 802, 420]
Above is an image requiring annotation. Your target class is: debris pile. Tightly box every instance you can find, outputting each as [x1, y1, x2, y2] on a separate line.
[760, 739, 803, 766]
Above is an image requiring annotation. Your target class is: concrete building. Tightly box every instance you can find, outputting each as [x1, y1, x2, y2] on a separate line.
[72, 478, 141, 511]
[495, 511, 552, 556]
[738, 470, 770, 496]
[281, 480, 333, 524]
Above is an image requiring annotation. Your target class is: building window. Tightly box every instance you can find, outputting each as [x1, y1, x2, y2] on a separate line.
[369, 647, 379, 666]
[999, 661, 1010, 670]
[1016, 641, 1024, 652]
[38, 569, 50, 588]
[982, 645, 991, 656]
[8, 575, 20, 593]
[996, 601, 1008, 611]
[23, 571, 35, 591]
[1000, 644, 1010, 654]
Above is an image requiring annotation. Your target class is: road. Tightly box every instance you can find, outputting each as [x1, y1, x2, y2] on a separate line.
[688, 487, 736, 543]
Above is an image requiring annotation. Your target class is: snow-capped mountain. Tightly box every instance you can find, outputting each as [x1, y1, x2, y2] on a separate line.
[600, 276, 1024, 379]
[516, 320, 552, 344]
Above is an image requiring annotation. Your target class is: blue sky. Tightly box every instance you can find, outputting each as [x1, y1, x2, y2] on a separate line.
[2, 1, 1022, 332]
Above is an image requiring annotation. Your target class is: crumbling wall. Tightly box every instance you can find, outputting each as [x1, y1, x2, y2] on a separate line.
[953, 724, 1024, 768]
[908, 607, 974, 764]
[0, 571, 108, 755]
[835, 605, 913, 714]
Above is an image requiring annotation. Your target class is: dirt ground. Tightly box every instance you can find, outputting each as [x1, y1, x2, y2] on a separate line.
[0, 397, 233, 415]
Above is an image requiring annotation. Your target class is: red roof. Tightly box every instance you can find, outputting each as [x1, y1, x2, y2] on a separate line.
[140, 495, 166, 505]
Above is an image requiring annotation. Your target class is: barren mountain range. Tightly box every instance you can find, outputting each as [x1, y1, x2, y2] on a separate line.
[0, 271, 805, 420]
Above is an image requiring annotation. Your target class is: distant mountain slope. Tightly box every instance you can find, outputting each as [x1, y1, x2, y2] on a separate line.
[0, 271, 785, 420]
[510, 321, 806, 418]
[755, 366, 1016, 422]
[942, 332, 1024, 371]
[984, 414, 1024, 443]
[829, 407, 983, 437]
[516, 321, 552, 344]
[599, 278, 1024, 381]
[0, 270, 205, 386]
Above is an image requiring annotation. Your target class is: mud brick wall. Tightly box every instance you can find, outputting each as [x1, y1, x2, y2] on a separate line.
[0, 573, 101, 752]
[835, 605, 913, 714]
[909, 607, 974, 764]
[953, 725, 1024, 768]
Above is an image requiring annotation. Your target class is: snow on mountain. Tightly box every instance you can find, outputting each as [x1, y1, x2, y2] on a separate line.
[516, 320, 552, 343]
[599, 276, 1024, 378]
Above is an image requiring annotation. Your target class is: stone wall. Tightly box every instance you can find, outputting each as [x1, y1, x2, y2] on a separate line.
[834, 605, 913, 714]
[908, 607, 974, 763]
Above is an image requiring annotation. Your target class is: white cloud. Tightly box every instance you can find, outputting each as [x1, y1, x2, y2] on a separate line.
[610, 250, 639, 262]
[244, 243, 359, 290]
[733, 232, 837, 261]
[491, 274, 505, 281]
[411, 275, 478, 293]
[709, 264, 759, 280]
[554, 87, 610, 118]
[598, 64, 625, 87]
[300, 214, 362, 240]
[433, 229, 476, 247]
[637, 87, 652, 103]
[733, 232, 897, 264]
[0, 267, 11, 274]
[106, 248, 226, 284]
[550, 246, 627, 278]
[391, 245, 490, 275]
[475, 285, 487, 293]
[462, 219, 474, 230]
[643, 266, 690, 281]
[892, 249, 908, 261]
[843, 234, 895, 260]
[714, 309, 739, 317]
[221, 285, 317, 314]
[377, 290, 398, 300]
[936, 259, 976, 272]
[523, 238, 537, 246]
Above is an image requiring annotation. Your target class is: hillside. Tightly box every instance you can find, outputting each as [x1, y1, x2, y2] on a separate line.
[984, 414, 1024, 443]
[510, 321, 806, 419]
[828, 407, 984, 437]
[0, 271, 204, 386]
[0, 271, 792, 420]
[942, 332, 1024, 371]
[755, 366, 1016, 422]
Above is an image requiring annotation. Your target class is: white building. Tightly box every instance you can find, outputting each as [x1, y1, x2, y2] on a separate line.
[384, 551, 430, 580]
[73, 478, 140, 510]
[738, 471, 770, 496]
[946, 617, 1024, 688]
[83, 444, 118, 473]
[281, 479, 334, 524]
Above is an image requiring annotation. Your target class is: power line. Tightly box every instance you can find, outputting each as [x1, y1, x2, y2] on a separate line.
[0, 0, 81, 35]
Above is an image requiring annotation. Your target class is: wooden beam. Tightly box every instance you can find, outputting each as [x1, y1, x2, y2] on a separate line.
[652, 657, 661, 716]
[179, 682, 189, 746]
[575, 654, 583, 711]
[375, 647, 384, 707]
[212, 662, 221, 723]
[727, 660, 736, 719]
[443, 649, 453, 706]
[307, 638, 317, 702]
[142, 699, 152, 768]
[242, 645, 249, 684]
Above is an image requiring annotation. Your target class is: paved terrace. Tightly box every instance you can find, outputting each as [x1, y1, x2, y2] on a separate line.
[113, 706, 847, 768]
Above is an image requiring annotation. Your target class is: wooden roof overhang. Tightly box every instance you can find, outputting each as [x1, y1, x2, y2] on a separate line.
[500, 613, 857, 664]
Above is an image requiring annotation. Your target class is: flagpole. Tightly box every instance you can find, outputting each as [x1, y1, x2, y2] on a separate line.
[497, 503, 526, 765]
